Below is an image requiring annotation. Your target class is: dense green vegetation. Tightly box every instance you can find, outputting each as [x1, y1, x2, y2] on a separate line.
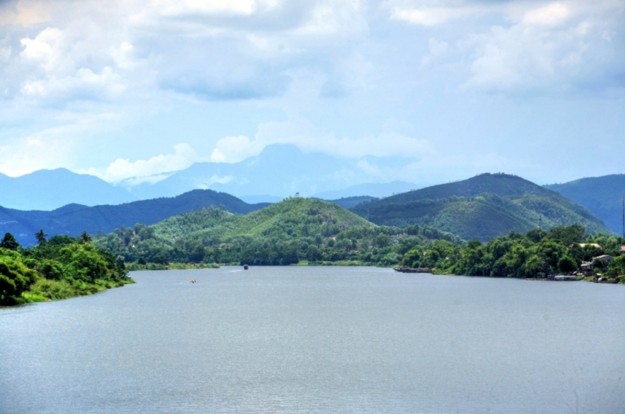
[94, 197, 625, 283]
[0, 231, 131, 305]
[96, 197, 461, 268]
[3, 173, 622, 306]
[352, 173, 606, 241]
[398, 224, 625, 282]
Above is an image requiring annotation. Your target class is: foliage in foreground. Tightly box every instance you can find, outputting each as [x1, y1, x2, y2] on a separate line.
[399, 224, 625, 282]
[0, 232, 132, 305]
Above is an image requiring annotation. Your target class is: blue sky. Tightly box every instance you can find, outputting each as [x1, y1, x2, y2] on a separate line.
[1, 0, 624, 189]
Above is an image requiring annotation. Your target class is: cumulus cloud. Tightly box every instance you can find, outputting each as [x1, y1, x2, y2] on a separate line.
[390, 0, 625, 94]
[1, 1, 154, 108]
[1, 0, 372, 106]
[1, 0, 624, 185]
[522, 3, 571, 27]
[210, 135, 262, 163]
[390, 4, 482, 27]
[96, 143, 200, 183]
[465, 1, 625, 93]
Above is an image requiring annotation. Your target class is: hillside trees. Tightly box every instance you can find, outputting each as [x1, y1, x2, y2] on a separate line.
[0, 232, 131, 305]
[401, 225, 623, 281]
[1, 232, 20, 250]
[96, 200, 462, 268]
[0, 249, 38, 305]
[351, 174, 607, 241]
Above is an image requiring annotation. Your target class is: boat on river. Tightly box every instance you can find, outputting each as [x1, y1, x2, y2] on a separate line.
[393, 267, 432, 273]
[551, 274, 583, 281]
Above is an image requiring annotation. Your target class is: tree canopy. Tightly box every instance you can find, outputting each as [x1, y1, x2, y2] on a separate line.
[398, 225, 624, 282]
[0, 232, 131, 305]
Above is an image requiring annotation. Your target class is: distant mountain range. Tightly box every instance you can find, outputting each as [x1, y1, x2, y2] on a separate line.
[0, 144, 416, 210]
[352, 173, 607, 241]
[3, 145, 621, 236]
[1, 172, 613, 247]
[546, 174, 625, 235]
[1, 145, 622, 244]
[0, 168, 135, 210]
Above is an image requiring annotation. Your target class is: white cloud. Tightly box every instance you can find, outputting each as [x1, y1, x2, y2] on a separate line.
[465, 1, 623, 93]
[387, 0, 625, 94]
[210, 135, 262, 163]
[0, 128, 77, 176]
[3, 3, 152, 108]
[20, 27, 63, 69]
[0, 0, 624, 190]
[96, 143, 200, 183]
[522, 3, 570, 27]
[3, 0, 372, 107]
[150, 0, 279, 17]
[386, 0, 500, 28]
[390, 6, 475, 27]
[0, 108, 124, 177]
[192, 174, 235, 189]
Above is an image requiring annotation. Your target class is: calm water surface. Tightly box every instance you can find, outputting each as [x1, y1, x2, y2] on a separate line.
[1, 266, 624, 413]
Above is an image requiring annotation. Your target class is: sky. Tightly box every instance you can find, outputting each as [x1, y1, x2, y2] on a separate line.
[1, 0, 624, 189]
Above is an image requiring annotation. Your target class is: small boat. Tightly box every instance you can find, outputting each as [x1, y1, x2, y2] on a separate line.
[393, 267, 431, 273]
[243, 264, 249, 270]
[551, 275, 582, 281]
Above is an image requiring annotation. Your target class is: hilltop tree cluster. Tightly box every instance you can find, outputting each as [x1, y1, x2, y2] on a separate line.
[96, 199, 461, 269]
[0, 231, 131, 305]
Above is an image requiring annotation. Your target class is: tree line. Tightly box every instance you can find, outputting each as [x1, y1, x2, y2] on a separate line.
[0, 231, 131, 305]
[399, 224, 625, 281]
[4, 217, 622, 306]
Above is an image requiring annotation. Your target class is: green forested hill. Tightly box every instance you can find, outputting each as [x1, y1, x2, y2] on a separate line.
[96, 197, 461, 266]
[352, 173, 607, 241]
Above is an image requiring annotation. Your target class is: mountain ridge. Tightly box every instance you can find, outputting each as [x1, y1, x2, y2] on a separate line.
[352, 173, 607, 241]
[546, 174, 625, 234]
[0, 168, 618, 246]
[0, 189, 267, 246]
[0, 168, 137, 210]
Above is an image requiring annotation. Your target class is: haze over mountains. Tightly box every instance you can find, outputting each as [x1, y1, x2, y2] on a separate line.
[1, 169, 615, 247]
[0, 144, 416, 210]
[0, 143, 622, 244]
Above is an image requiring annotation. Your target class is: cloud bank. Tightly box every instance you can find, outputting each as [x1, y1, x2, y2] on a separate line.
[0, 0, 623, 186]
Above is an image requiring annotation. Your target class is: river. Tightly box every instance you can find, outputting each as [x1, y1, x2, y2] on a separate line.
[1, 266, 624, 413]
